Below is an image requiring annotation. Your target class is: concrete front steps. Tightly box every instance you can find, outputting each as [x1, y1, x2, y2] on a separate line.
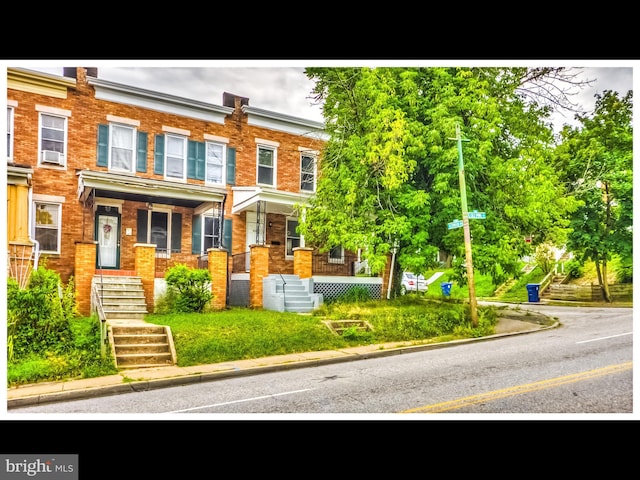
[93, 274, 177, 369]
[262, 274, 323, 313]
[109, 323, 177, 369]
[93, 274, 148, 321]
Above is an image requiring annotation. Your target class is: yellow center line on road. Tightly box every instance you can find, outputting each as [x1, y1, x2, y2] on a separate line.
[401, 362, 633, 414]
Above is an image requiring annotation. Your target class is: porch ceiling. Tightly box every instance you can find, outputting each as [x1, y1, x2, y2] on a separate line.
[231, 186, 312, 216]
[77, 169, 226, 208]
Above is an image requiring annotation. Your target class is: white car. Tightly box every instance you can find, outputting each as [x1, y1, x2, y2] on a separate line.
[400, 272, 427, 294]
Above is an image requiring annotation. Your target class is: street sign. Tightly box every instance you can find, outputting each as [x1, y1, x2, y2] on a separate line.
[468, 210, 486, 219]
[447, 219, 464, 230]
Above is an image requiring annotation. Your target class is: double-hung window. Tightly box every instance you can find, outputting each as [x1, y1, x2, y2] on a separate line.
[206, 141, 225, 185]
[39, 110, 68, 167]
[300, 152, 316, 192]
[166, 134, 187, 181]
[202, 215, 221, 253]
[34, 201, 62, 254]
[257, 144, 276, 187]
[7, 106, 14, 161]
[286, 218, 300, 258]
[109, 123, 136, 173]
[137, 207, 182, 258]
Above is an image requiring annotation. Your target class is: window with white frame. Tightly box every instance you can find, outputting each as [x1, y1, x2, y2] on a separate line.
[165, 134, 187, 181]
[34, 202, 62, 254]
[39, 113, 67, 167]
[7, 106, 13, 160]
[201, 215, 221, 254]
[300, 152, 316, 192]
[329, 245, 344, 264]
[206, 141, 225, 185]
[257, 145, 276, 186]
[109, 123, 136, 173]
[286, 218, 300, 258]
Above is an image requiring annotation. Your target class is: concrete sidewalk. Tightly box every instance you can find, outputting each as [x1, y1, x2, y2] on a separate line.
[7, 309, 557, 410]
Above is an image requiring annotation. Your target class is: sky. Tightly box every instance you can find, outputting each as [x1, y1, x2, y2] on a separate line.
[8, 59, 635, 133]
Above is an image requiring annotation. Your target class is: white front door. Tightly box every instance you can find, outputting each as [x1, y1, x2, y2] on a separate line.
[97, 214, 119, 268]
[245, 211, 266, 271]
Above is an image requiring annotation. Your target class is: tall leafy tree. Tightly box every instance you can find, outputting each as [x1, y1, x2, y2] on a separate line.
[554, 90, 633, 302]
[300, 67, 580, 292]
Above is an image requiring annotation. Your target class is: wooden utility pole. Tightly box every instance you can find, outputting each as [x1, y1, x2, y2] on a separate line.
[452, 124, 478, 327]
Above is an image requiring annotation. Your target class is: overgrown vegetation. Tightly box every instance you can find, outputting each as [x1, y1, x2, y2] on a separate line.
[7, 266, 117, 386]
[6, 260, 627, 387]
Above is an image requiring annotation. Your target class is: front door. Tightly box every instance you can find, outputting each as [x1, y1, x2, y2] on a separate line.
[96, 207, 120, 269]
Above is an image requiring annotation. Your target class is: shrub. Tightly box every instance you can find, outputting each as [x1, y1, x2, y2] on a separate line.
[564, 259, 584, 279]
[7, 267, 74, 358]
[164, 264, 213, 313]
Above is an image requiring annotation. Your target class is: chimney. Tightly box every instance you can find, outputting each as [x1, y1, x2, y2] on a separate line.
[223, 92, 249, 109]
[62, 67, 98, 79]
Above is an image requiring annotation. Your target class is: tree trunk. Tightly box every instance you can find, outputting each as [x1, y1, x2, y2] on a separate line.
[594, 257, 612, 303]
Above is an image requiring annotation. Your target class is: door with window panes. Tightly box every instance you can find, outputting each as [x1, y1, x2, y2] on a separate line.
[95, 206, 120, 269]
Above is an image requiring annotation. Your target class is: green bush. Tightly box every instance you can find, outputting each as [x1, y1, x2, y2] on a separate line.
[565, 259, 584, 279]
[7, 267, 74, 358]
[164, 264, 213, 313]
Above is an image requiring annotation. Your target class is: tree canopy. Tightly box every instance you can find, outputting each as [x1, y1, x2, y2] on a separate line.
[299, 67, 584, 288]
[553, 89, 633, 301]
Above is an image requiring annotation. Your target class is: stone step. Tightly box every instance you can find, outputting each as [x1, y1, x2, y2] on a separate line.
[115, 353, 174, 368]
[109, 324, 176, 369]
[114, 343, 171, 355]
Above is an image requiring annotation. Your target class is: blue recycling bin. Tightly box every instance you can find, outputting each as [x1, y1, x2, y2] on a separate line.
[526, 283, 540, 302]
[441, 282, 453, 297]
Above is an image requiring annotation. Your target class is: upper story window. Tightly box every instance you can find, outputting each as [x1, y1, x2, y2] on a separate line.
[33, 201, 62, 254]
[300, 152, 316, 192]
[257, 144, 277, 187]
[109, 124, 136, 173]
[166, 134, 187, 181]
[97, 118, 147, 173]
[206, 141, 226, 185]
[39, 111, 68, 167]
[7, 106, 14, 161]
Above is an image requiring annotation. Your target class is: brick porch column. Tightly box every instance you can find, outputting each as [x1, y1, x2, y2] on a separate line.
[74, 241, 97, 317]
[207, 248, 228, 310]
[249, 244, 270, 308]
[293, 247, 313, 279]
[135, 243, 156, 313]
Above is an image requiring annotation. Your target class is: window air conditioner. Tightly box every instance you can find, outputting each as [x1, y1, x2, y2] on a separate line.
[42, 150, 63, 165]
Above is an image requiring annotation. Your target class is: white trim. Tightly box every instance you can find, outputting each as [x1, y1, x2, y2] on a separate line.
[298, 147, 319, 154]
[162, 125, 191, 136]
[204, 133, 229, 143]
[33, 193, 65, 203]
[106, 114, 140, 127]
[255, 137, 280, 147]
[7, 99, 18, 107]
[312, 276, 382, 285]
[95, 197, 124, 213]
[35, 105, 71, 117]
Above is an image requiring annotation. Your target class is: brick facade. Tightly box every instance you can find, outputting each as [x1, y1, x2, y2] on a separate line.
[7, 67, 393, 313]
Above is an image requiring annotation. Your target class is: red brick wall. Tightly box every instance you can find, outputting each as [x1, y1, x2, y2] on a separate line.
[8, 67, 325, 292]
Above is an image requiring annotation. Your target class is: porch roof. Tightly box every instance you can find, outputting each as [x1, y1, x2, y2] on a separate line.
[231, 186, 312, 216]
[77, 169, 226, 208]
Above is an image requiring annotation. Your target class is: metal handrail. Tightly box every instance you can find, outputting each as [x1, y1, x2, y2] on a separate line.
[91, 281, 108, 359]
